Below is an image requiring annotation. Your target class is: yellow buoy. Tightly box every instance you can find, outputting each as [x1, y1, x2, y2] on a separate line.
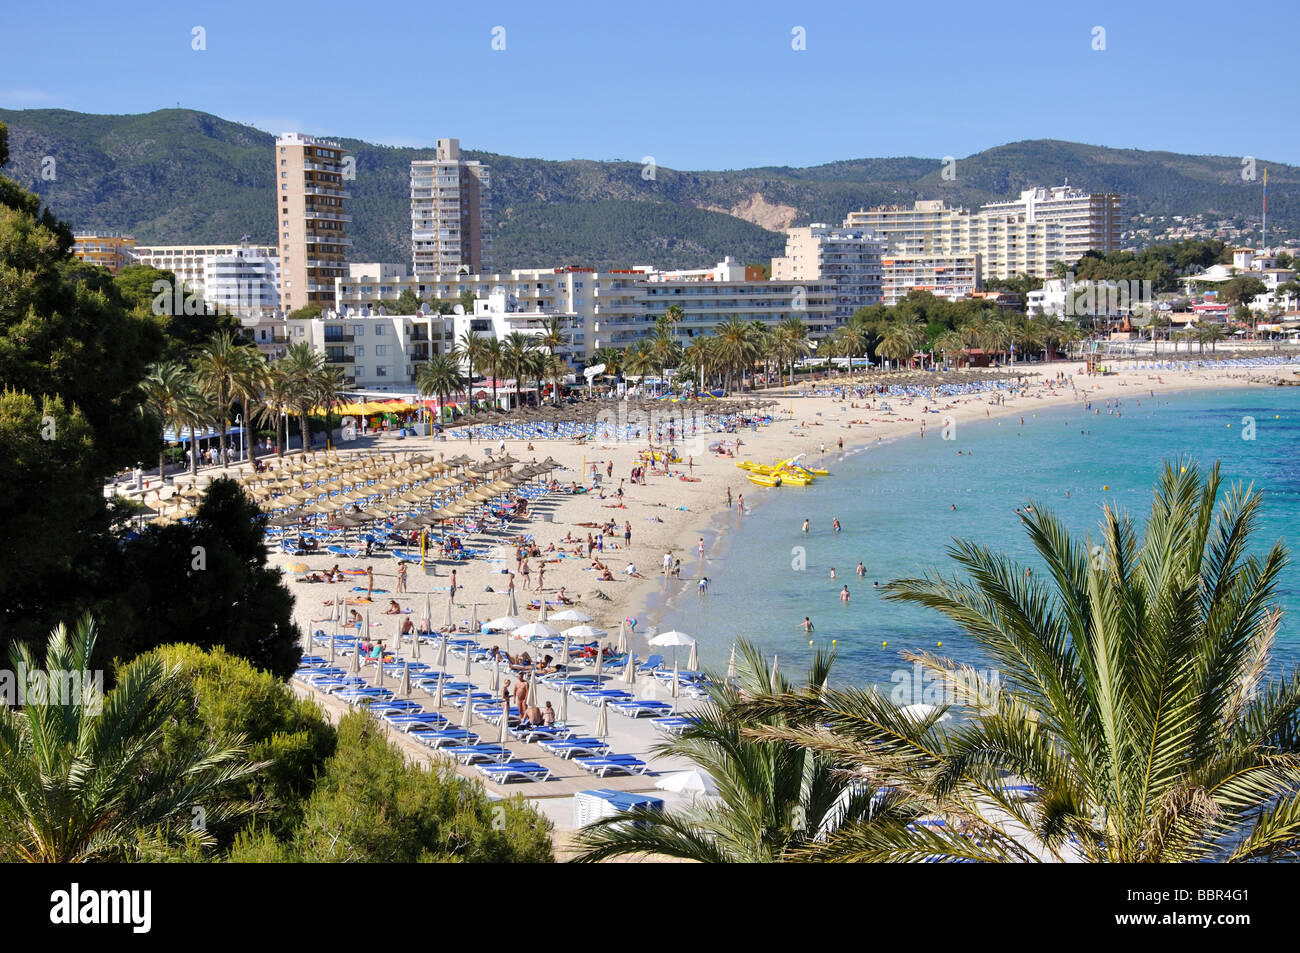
[882, 641, 888, 648]
[808, 640, 814, 645]
[1102, 485, 1109, 490]
[832, 639, 837, 645]
[938, 642, 942, 647]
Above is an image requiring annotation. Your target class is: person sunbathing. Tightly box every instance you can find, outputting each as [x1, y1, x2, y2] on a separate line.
[384, 600, 402, 614]
[400, 617, 414, 635]
[599, 568, 615, 581]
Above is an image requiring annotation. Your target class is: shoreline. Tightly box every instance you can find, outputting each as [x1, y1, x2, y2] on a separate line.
[616, 366, 1278, 645]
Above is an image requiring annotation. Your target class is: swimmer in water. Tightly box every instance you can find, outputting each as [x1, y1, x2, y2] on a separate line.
[801, 518, 809, 534]
[801, 617, 815, 633]
[841, 586, 850, 602]
[856, 562, 865, 576]
[830, 567, 837, 579]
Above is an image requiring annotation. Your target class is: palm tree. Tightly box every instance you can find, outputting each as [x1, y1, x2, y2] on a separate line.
[457, 329, 488, 407]
[192, 332, 261, 467]
[279, 341, 326, 454]
[648, 322, 681, 393]
[0, 615, 261, 862]
[482, 336, 505, 411]
[501, 332, 535, 410]
[712, 315, 758, 393]
[737, 461, 1300, 862]
[316, 365, 348, 450]
[876, 325, 916, 371]
[416, 353, 462, 426]
[139, 361, 198, 483]
[682, 336, 713, 392]
[622, 340, 656, 387]
[536, 317, 570, 404]
[591, 346, 623, 381]
[252, 364, 294, 459]
[573, 642, 919, 862]
[933, 330, 965, 369]
[181, 389, 219, 476]
[663, 304, 685, 342]
[1200, 324, 1228, 353]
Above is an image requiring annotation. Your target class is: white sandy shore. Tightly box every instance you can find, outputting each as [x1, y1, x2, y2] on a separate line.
[158, 358, 1294, 815]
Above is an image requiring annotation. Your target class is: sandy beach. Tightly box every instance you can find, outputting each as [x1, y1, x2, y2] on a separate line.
[177, 356, 1293, 818]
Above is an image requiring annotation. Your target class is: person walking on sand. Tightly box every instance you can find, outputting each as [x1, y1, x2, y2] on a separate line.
[520, 558, 532, 590]
[396, 561, 408, 593]
[726, 487, 733, 508]
[366, 565, 375, 599]
[624, 520, 632, 546]
[449, 568, 458, 601]
[698, 537, 705, 560]
[698, 576, 710, 595]
[536, 561, 545, 591]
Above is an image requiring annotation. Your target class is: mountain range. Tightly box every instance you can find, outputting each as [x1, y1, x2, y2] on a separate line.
[0, 107, 1293, 271]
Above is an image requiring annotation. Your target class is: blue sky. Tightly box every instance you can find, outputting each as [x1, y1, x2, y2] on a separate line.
[4, 0, 1298, 168]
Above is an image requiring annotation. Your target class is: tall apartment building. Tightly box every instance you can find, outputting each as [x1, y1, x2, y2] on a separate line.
[771, 224, 884, 321]
[845, 186, 1123, 282]
[880, 253, 981, 306]
[72, 232, 136, 273]
[410, 138, 491, 275]
[275, 133, 350, 314]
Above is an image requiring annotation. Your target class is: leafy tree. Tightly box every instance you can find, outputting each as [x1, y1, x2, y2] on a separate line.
[228, 711, 553, 862]
[103, 478, 301, 679]
[0, 120, 163, 653]
[1218, 276, 1267, 310]
[0, 615, 260, 862]
[395, 288, 422, 314]
[416, 353, 462, 423]
[139, 644, 336, 848]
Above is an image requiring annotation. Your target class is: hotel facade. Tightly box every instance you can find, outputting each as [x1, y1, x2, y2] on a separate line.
[275, 133, 350, 314]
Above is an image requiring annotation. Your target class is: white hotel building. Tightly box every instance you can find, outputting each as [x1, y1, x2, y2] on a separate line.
[332, 258, 833, 359]
[846, 185, 1123, 282]
[771, 224, 885, 320]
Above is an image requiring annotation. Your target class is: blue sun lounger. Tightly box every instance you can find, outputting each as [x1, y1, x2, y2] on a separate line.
[539, 737, 611, 759]
[441, 744, 515, 765]
[650, 716, 695, 736]
[510, 724, 574, 743]
[413, 729, 480, 748]
[573, 689, 634, 706]
[336, 687, 395, 705]
[382, 712, 448, 732]
[610, 699, 674, 718]
[475, 761, 551, 784]
[574, 754, 649, 777]
[368, 700, 424, 715]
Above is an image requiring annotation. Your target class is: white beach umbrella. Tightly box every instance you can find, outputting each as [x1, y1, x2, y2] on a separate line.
[328, 630, 336, 665]
[349, 642, 360, 674]
[550, 609, 593, 623]
[460, 692, 474, 730]
[899, 703, 953, 725]
[538, 598, 548, 623]
[726, 644, 736, 681]
[770, 654, 780, 693]
[616, 619, 628, 655]
[594, 644, 604, 679]
[365, 608, 372, 644]
[650, 630, 696, 648]
[484, 615, 527, 632]
[527, 669, 538, 708]
[491, 651, 501, 692]
[376, 650, 385, 687]
[655, 769, 718, 797]
[507, 588, 518, 616]
[687, 641, 698, 672]
[412, 623, 421, 659]
[596, 699, 609, 739]
[623, 651, 636, 686]
[562, 625, 606, 641]
[444, 594, 454, 630]
[433, 673, 445, 709]
[512, 622, 560, 640]
[437, 633, 448, 670]
[671, 659, 680, 714]
[470, 601, 480, 632]
[400, 662, 411, 699]
[498, 702, 510, 745]
[463, 641, 472, 677]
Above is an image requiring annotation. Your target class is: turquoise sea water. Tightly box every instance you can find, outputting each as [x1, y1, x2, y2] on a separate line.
[649, 388, 1300, 696]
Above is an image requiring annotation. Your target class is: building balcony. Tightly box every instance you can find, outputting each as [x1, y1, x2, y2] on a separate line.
[322, 332, 355, 343]
[324, 352, 354, 364]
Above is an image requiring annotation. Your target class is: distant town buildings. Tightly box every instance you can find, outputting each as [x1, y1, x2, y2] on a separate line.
[847, 186, 1123, 281]
[771, 224, 884, 320]
[410, 138, 492, 276]
[71, 232, 136, 273]
[275, 133, 350, 314]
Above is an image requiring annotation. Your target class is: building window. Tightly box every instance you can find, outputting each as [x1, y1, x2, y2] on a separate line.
[354, 346, 364, 357]
[374, 344, 387, 356]
[375, 325, 385, 336]
[376, 366, 388, 377]
[355, 367, 365, 377]
[352, 325, 364, 336]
